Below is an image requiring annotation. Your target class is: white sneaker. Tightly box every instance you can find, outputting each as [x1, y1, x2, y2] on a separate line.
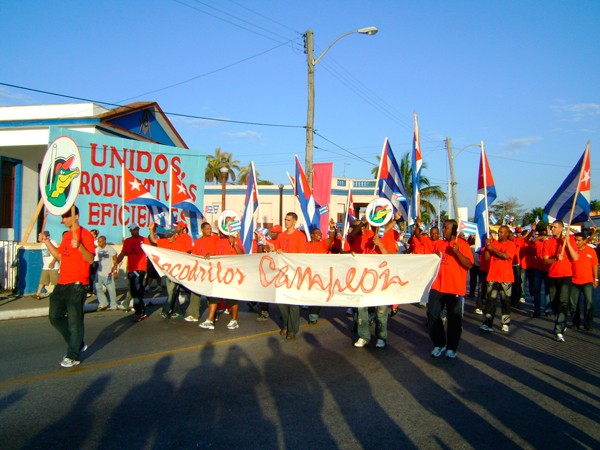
[555, 333, 565, 342]
[475, 308, 483, 315]
[117, 304, 127, 311]
[223, 309, 231, 315]
[178, 294, 186, 304]
[501, 325, 509, 332]
[519, 298, 525, 303]
[184, 316, 198, 322]
[60, 357, 80, 368]
[446, 350, 457, 359]
[227, 320, 239, 329]
[354, 338, 369, 348]
[376, 339, 386, 348]
[199, 320, 215, 330]
[480, 324, 494, 332]
[431, 346, 447, 357]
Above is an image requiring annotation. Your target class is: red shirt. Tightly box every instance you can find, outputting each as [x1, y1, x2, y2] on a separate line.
[520, 241, 536, 269]
[535, 239, 549, 272]
[349, 230, 374, 254]
[214, 237, 245, 255]
[156, 239, 187, 253]
[176, 233, 193, 253]
[572, 245, 598, 285]
[486, 240, 517, 283]
[329, 236, 351, 253]
[57, 227, 96, 285]
[275, 229, 307, 253]
[543, 236, 576, 278]
[122, 236, 151, 272]
[192, 234, 218, 256]
[430, 238, 474, 296]
[479, 251, 490, 272]
[306, 240, 330, 254]
[512, 237, 525, 265]
[368, 229, 399, 254]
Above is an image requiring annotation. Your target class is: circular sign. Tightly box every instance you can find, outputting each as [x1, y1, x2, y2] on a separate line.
[217, 210, 241, 236]
[365, 198, 394, 228]
[39, 136, 82, 216]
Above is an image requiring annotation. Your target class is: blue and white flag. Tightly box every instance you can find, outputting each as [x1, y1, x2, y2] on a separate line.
[543, 142, 591, 224]
[294, 156, 321, 240]
[319, 204, 329, 216]
[240, 162, 260, 254]
[410, 111, 422, 222]
[458, 220, 478, 236]
[376, 137, 411, 225]
[181, 210, 204, 240]
[227, 220, 241, 234]
[148, 205, 169, 227]
[504, 214, 515, 224]
[474, 145, 497, 250]
[489, 212, 498, 225]
[205, 205, 218, 214]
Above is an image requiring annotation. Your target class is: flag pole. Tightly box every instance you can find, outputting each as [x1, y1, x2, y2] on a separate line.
[561, 141, 590, 254]
[374, 138, 387, 197]
[121, 163, 125, 241]
[481, 141, 490, 239]
[341, 186, 352, 248]
[168, 165, 173, 227]
[252, 162, 264, 228]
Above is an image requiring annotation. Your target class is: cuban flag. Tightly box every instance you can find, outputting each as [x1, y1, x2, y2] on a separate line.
[294, 155, 321, 240]
[458, 220, 478, 236]
[504, 214, 515, 224]
[473, 144, 497, 250]
[170, 167, 205, 239]
[489, 212, 498, 225]
[409, 112, 422, 221]
[544, 142, 591, 224]
[205, 205, 218, 214]
[376, 137, 411, 225]
[342, 188, 357, 241]
[227, 220, 241, 234]
[254, 227, 269, 245]
[240, 162, 260, 254]
[122, 165, 169, 225]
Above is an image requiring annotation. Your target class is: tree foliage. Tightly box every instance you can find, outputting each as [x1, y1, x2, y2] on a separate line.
[205, 147, 240, 184]
[489, 196, 526, 225]
[237, 163, 260, 185]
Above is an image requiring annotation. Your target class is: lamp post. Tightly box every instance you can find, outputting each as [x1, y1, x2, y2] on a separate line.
[220, 167, 229, 211]
[278, 184, 284, 226]
[445, 137, 482, 220]
[305, 26, 377, 188]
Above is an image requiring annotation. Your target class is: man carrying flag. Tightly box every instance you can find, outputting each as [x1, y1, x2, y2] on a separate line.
[376, 137, 411, 225]
[474, 143, 496, 252]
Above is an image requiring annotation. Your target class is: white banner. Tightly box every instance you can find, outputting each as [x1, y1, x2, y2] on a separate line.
[142, 244, 441, 308]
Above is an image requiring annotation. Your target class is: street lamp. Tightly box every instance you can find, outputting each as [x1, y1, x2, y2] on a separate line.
[278, 184, 284, 226]
[305, 26, 378, 188]
[220, 167, 229, 211]
[445, 137, 482, 220]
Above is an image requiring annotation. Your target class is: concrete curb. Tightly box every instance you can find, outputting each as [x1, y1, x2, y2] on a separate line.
[0, 296, 168, 321]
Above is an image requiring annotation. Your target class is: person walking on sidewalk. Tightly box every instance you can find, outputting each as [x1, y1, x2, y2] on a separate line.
[95, 236, 118, 311]
[39, 206, 95, 368]
[113, 223, 150, 322]
[36, 230, 59, 299]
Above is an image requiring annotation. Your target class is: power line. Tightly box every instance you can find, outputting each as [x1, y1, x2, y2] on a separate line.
[313, 132, 376, 166]
[0, 82, 304, 129]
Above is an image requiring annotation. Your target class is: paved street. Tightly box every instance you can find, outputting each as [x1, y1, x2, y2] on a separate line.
[0, 297, 599, 450]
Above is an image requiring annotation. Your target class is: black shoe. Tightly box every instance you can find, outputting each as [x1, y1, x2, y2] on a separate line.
[351, 324, 357, 333]
[390, 308, 398, 317]
[531, 312, 541, 318]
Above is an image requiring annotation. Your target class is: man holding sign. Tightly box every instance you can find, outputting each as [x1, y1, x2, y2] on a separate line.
[39, 206, 95, 368]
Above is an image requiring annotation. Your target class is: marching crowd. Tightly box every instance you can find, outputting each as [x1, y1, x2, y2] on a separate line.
[38, 205, 597, 368]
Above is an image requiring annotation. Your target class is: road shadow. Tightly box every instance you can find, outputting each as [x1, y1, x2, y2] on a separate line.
[304, 332, 417, 449]
[264, 336, 337, 449]
[0, 389, 26, 414]
[21, 376, 110, 450]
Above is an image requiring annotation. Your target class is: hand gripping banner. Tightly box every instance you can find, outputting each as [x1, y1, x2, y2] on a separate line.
[143, 245, 441, 307]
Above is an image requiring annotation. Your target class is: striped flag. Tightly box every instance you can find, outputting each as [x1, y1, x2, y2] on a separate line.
[254, 227, 269, 245]
[170, 167, 204, 239]
[342, 188, 357, 242]
[535, 216, 540, 225]
[409, 111, 422, 221]
[294, 156, 321, 240]
[319, 204, 329, 216]
[205, 205, 218, 214]
[458, 220, 478, 236]
[543, 142, 591, 224]
[376, 137, 411, 225]
[122, 165, 169, 226]
[227, 220, 241, 234]
[473, 144, 497, 249]
[504, 214, 515, 224]
[489, 212, 498, 225]
[240, 162, 260, 254]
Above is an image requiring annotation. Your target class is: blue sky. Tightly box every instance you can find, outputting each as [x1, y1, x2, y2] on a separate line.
[1, 0, 598, 215]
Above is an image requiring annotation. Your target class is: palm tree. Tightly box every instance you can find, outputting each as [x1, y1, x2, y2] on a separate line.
[205, 147, 240, 184]
[371, 153, 445, 218]
[205, 158, 221, 184]
[237, 162, 260, 185]
[590, 199, 600, 216]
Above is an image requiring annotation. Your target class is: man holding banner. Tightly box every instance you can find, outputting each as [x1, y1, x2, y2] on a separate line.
[40, 206, 96, 368]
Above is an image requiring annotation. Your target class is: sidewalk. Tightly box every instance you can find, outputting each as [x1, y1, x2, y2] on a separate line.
[0, 288, 168, 321]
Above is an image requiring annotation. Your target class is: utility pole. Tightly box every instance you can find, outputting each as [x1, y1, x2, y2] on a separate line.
[446, 137, 460, 221]
[447, 179, 452, 219]
[305, 29, 315, 188]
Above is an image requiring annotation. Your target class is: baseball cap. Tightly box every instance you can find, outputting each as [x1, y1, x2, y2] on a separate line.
[271, 225, 283, 233]
[176, 221, 187, 228]
[128, 223, 140, 230]
[516, 227, 522, 232]
[165, 229, 177, 238]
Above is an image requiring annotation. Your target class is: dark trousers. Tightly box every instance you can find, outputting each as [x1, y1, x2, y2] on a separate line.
[469, 265, 480, 297]
[49, 283, 87, 361]
[278, 304, 300, 335]
[162, 279, 183, 315]
[570, 282, 594, 329]
[427, 290, 463, 352]
[483, 281, 512, 327]
[520, 267, 536, 298]
[510, 265, 521, 306]
[127, 271, 146, 315]
[308, 306, 321, 322]
[476, 270, 488, 310]
[548, 276, 572, 335]
[533, 269, 550, 314]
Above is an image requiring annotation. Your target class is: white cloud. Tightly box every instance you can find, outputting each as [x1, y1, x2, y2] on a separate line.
[499, 136, 543, 154]
[222, 130, 261, 140]
[551, 102, 600, 123]
[171, 116, 229, 130]
[0, 86, 31, 102]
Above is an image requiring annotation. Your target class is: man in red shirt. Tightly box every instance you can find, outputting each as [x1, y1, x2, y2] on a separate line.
[199, 230, 245, 330]
[174, 221, 193, 253]
[267, 212, 307, 340]
[114, 223, 151, 322]
[149, 227, 188, 319]
[543, 220, 578, 342]
[305, 222, 336, 324]
[185, 222, 219, 322]
[480, 225, 517, 333]
[531, 228, 551, 317]
[354, 217, 400, 349]
[570, 232, 598, 331]
[40, 206, 96, 368]
[418, 219, 473, 358]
